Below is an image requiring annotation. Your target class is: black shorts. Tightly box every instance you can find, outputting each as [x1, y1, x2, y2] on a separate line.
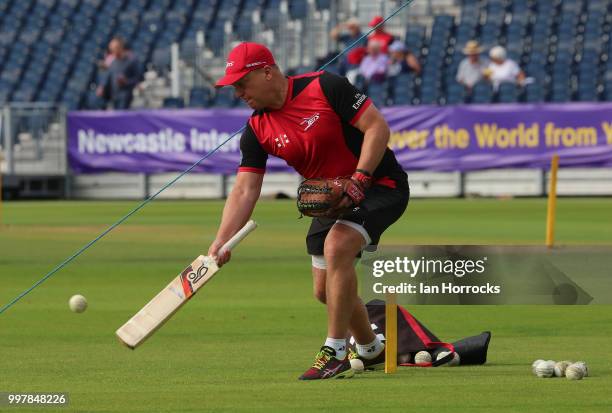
[306, 183, 410, 256]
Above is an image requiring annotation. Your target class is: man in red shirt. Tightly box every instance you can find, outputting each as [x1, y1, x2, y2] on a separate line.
[367, 15, 395, 54]
[209, 42, 409, 380]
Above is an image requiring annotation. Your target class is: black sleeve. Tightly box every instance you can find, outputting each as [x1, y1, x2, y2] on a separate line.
[239, 123, 268, 171]
[319, 71, 371, 124]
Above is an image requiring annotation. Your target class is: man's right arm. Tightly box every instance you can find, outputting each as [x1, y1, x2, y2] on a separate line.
[208, 171, 263, 265]
[208, 123, 267, 265]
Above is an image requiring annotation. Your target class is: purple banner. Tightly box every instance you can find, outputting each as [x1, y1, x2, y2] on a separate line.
[68, 103, 612, 173]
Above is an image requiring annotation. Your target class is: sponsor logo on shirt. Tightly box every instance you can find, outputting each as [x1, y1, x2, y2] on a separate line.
[353, 93, 367, 110]
[300, 113, 320, 131]
[274, 133, 290, 148]
[226, 61, 234, 68]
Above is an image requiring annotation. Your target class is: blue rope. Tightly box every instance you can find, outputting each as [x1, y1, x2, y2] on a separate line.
[0, 0, 415, 315]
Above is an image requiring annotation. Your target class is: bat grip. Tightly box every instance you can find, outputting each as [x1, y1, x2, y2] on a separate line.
[219, 220, 257, 254]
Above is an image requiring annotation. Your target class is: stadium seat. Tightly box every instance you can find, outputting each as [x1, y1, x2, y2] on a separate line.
[163, 97, 185, 108]
[446, 82, 466, 105]
[471, 82, 493, 104]
[366, 81, 387, 108]
[213, 87, 236, 107]
[497, 83, 519, 103]
[0, 0, 605, 109]
[152, 47, 171, 71]
[405, 24, 425, 55]
[189, 87, 212, 107]
[289, 0, 308, 19]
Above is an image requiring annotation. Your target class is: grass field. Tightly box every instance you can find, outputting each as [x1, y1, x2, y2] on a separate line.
[1, 198, 611, 412]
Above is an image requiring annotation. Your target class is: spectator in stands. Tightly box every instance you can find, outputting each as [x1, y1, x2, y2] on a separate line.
[456, 40, 487, 91]
[483, 45, 525, 91]
[99, 43, 116, 70]
[96, 37, 141, 109]
[330, 18, 366, 49]
[387, 40, 421, 76]
[327, 17, 368, 77]
[367, 16, 395, 53]
[358, 40, 389, 84]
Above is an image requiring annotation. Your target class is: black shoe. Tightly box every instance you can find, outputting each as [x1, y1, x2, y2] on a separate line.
[299, 346, 355, 380]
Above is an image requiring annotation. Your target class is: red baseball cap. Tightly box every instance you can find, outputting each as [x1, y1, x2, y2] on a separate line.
[215, 42, 276, 87]
[368, 16, 384, 27]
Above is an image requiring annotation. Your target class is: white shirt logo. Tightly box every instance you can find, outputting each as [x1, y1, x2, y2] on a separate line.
[300, 113, 320, 131]
[274, 134, 290, 148]
[352, 93, 367, 110]
[245, 61, 266, 68]
[226, 61, 234, 68]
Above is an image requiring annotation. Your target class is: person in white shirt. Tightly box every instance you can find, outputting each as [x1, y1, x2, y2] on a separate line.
[456, 40, 487, 91]
[358, 41, 389, 84]
[484, 46, 526, 90]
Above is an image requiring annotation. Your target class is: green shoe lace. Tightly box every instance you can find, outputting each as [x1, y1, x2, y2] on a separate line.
[312, 349, 332, 370]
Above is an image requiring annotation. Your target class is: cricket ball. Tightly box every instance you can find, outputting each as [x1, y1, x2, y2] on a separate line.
[69, 294, 88, 313]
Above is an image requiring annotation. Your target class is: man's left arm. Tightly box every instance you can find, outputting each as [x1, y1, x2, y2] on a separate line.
[352, 104, 389, 176]
[318, 71, 392, 206]
[335, 104, 390, 209]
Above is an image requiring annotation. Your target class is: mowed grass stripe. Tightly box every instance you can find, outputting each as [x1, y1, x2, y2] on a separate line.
[0, 198, 611, 412]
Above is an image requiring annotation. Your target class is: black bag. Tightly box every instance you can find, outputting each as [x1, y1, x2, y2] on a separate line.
[352, 299, 491, 367]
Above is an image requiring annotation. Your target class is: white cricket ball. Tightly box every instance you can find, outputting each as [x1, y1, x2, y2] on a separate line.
[437, 351, 460, 366]
[69, 294, 88, 313]
[398, 353, 412, 364]
[532, 359, 545, 374]
[565, 363, 585, 380]
[554, 361, 570, 377]
[574, 361, 589, 377]
[350, 358, 365, 373]
[535, 360, 555, 378]
[415, 351, 432, 364]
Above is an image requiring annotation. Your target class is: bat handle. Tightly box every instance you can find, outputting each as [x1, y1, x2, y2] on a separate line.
[219, 220, 258, 254]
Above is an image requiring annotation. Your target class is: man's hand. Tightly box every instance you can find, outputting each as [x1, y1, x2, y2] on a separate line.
[208, 240, 231, 267]
[339, 169, 372, 208]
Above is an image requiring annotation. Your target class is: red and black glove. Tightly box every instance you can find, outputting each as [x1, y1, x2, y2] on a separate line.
[343, 169, 372, 206]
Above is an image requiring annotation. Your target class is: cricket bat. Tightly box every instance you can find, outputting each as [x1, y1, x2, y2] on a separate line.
[116, 220, 257, 349]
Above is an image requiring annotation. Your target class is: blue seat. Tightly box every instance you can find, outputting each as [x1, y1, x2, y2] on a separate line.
[235, 20, 253, 40]
[189, 87, 212, 107]
[316, 0, 331, 9]
[213, 87, 235, 107]
[446, 82, 466, 105]
[163, 97, 185, 108]
[392, 89, 413, 106]
[405, 24, 425, 52]
[577, 89, 597, 102]
[497, 83, 518, 103]
[605, 81, 612, 101]
[366, 81, 386, 107]
[289, 0, 308, 19]
[12, 88, 36, 102]
[419, 88, 438, 105]
[152, 47, 171, 70]
[551, 89, 571, 102]
[471, 82, 493, 103]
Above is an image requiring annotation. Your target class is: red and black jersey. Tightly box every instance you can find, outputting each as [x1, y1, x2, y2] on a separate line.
[238, 71, 407, 188]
